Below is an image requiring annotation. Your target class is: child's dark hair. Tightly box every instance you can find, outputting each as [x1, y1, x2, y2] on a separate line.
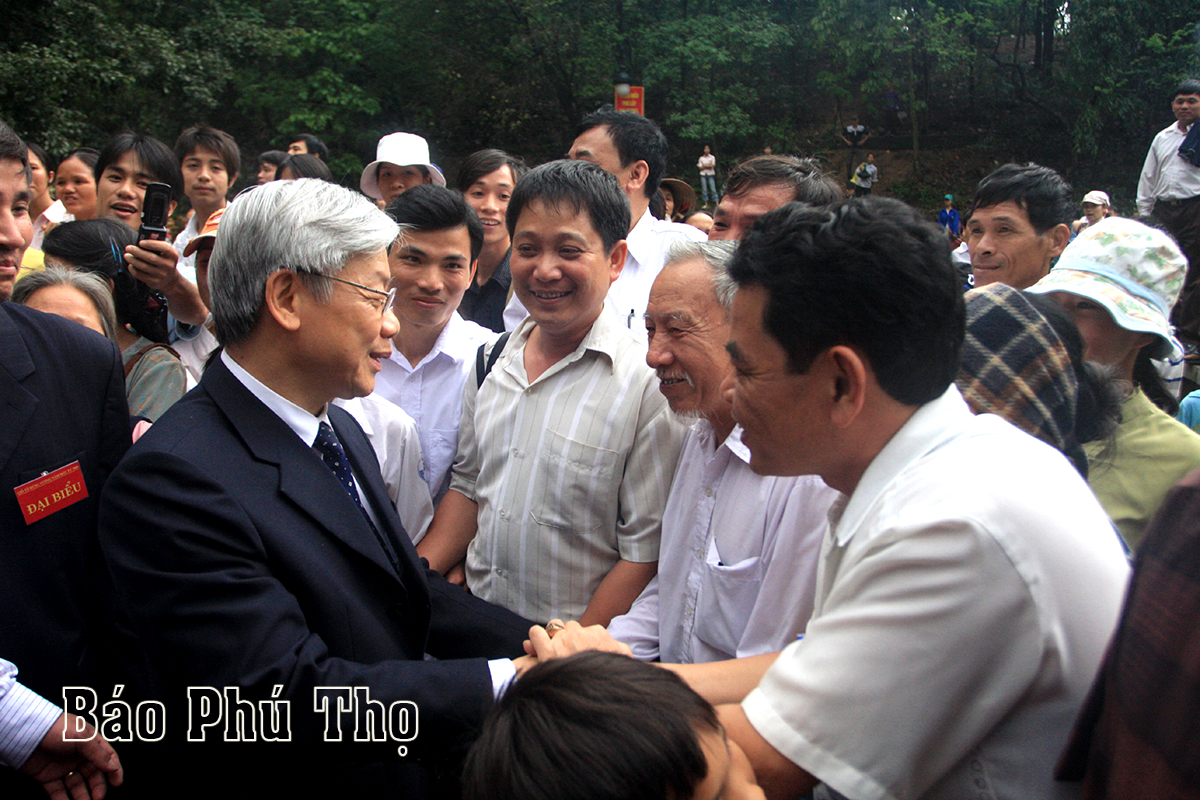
[462, 652, 718, 800]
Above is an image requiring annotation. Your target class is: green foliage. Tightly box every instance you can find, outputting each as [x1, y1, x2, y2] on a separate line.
[0, 0, 1194, 200]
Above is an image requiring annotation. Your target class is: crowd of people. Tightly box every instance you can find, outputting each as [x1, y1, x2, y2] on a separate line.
[2, 78, 1200, 800]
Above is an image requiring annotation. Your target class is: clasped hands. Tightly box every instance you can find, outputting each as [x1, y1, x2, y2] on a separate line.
[514, 619, 631, 675]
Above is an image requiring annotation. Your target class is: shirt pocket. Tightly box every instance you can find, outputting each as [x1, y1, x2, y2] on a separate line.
[530, 429, 621, 532]
[694, 555, 765, 657]
[425, 427, 459, 498]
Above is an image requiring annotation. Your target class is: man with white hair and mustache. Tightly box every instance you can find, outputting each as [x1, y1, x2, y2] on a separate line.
[606, 240, 839, 663]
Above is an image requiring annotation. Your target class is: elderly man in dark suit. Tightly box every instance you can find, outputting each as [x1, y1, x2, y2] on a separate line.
[98, 178, 533, 798]
[0, 121, 130, 800]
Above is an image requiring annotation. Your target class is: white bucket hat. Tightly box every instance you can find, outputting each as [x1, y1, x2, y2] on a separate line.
[1027, 217, 1186, 359]
[360, 132, 446, 199]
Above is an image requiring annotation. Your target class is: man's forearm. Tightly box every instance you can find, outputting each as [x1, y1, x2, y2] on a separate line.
[416, 488, 479, 574]
[163, 278, 209, 326]
[662, 651, 781, 707]
[718, 704, 817, 800]
[578, 559, 656, 627]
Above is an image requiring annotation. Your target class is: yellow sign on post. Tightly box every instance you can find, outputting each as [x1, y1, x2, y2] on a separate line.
[615, 86, 644, 115]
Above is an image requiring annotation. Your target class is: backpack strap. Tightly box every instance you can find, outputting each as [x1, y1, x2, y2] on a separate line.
[475, 331, 512, 390]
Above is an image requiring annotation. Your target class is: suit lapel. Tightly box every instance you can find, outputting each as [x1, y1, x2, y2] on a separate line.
[0, 307, 38, 474]
[333, 406, 430, 606]
[202, 358, 403, 582]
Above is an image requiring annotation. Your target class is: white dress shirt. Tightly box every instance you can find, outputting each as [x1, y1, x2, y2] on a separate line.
[374, 313, 495, 505]
[1138, 121, 1200, 215]
[173, 324, 219, 389]
[742, 388, 1129, 800]
[613, 208, 707, 330]
[607, 421, 837, 663]
[221, 351, 383, 529]
[171, 212, 202, 286]
[334, 394, 435, 544]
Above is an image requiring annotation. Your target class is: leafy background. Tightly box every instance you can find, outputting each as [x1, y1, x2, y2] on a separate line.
[3, 0, 1197, 214]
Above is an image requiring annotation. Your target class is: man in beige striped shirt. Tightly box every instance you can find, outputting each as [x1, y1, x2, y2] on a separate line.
[418, 160, 683, 626]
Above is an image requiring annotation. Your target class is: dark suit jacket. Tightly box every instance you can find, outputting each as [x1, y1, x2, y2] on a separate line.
[98, 356, 531, 797]
[0, 304, 130, 798]
[0, 303, 129, 694]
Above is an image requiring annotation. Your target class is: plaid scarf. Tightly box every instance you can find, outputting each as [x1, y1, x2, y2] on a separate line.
[956, 283, 1087, 475]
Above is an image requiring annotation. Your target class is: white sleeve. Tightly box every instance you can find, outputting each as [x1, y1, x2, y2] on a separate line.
[1137, 137, 1161, 216]
[0, 658, 61, 769]
[606, 576, 662, 661]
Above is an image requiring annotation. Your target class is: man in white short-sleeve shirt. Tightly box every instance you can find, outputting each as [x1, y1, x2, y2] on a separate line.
[607, 239, 836, 664]
[715, 198, 1129, 800]
[372, 185, 495, 506]
[419, 160, 683, 626]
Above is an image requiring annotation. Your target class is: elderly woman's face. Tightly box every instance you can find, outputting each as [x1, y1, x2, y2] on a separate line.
[1050, 291, 1153, 377]
[24, 284, 106, 337]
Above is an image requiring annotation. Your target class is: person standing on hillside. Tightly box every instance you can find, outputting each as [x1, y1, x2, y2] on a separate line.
[698, 145, 718, 207]
[1138, 79, 1200, 344]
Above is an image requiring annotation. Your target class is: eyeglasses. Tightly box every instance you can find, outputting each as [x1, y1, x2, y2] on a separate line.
[295, 269, 396, 316]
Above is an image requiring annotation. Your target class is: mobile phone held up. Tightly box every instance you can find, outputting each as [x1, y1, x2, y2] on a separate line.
[138, 183, 172, 243]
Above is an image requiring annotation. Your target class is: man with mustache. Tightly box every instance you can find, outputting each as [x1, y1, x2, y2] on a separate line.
[606, 240, 838, 663]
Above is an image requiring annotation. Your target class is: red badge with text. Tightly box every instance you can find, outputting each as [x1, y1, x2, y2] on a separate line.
[14, 462, 89, 525]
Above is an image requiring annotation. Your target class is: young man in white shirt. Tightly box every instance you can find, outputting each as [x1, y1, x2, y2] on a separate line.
[172, 126, 239, 285]
[373, 185, 494, 507]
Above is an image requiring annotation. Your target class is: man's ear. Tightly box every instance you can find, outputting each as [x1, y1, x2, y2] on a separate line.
[469, 258, 479, 284]
[826, 345, 869, 429]
[1046, 223, 1071, 258]
[167, 200, 178, 218]
[626, 160, 649, 196]
[263, 269, 303, 332]
[607, 240, 628, 285]
[228, 172, 239, 189]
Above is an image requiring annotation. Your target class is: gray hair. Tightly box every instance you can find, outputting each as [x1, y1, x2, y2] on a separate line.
[12, 266, 118, 341]
[663, 239, 739, 311]
[209, 178, 399, 346]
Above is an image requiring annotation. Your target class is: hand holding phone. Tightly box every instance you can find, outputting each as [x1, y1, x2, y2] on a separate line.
[137, 182, 172, 243]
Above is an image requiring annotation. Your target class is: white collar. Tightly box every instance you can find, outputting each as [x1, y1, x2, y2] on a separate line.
[221, 350, 330, 447]
[832, 386, 973, 546]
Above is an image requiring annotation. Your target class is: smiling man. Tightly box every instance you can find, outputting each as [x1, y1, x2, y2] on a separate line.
[98, 178, 533, 799]
[606, 239, 837, 664]
[418, 160, 683, 626]
[966, 162, 1074, 290]
[565, 107, 705, 334]
[374, 185, 493, 506]
[94, 132, 207, 326]
[714, 198, 1127, 800]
